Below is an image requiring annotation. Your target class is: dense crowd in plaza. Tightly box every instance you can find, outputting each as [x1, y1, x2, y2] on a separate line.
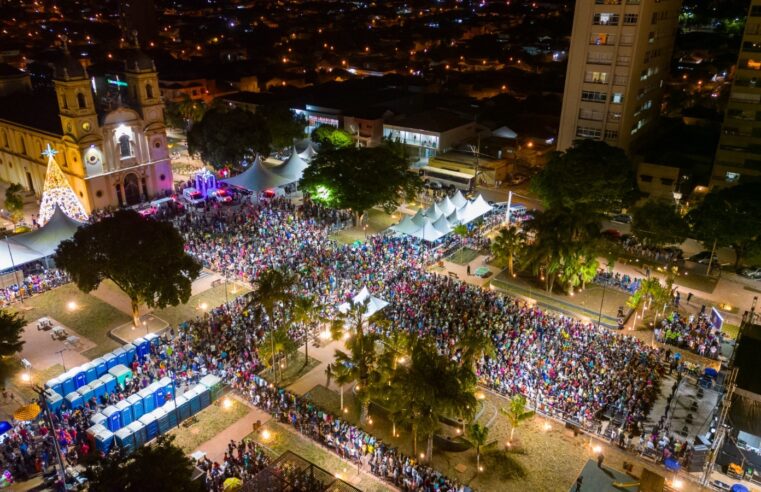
[655, 312, 724, 359]
[0, 269, 69, 307]
[593, 269, 642, 294]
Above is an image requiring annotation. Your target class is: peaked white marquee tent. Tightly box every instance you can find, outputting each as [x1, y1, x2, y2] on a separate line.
[390, 192, 493, 242]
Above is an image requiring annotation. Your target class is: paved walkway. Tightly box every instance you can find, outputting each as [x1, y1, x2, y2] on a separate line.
[287, 339, 344, 396]
[19, 317, 94, 371]
[191, 395, 271, 464]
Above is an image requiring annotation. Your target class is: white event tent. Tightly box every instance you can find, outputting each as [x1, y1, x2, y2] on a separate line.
[390, 191, 493, 242]
[338, 286, 389, 318]
[221, 155, 294, 192]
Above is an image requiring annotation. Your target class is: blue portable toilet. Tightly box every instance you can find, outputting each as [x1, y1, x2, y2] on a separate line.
[89, 379, 106, 401]
[90, 413, 107, 427]
[133, 337, 149, 360]
[65, 391, 83, 410]
[103, 405, 121, 432]
[164, 401, 178, 429]
[44, 389, 63, 413]
[145, 332, 160, 348]
[114, 427, 135, 455]
[123, 343, 137, 365]
[99, 374, 117, 395]
[86, 424, 106, 446]
[186, 387, 201, 415]
[154, 407, 170, 435]
[196, 384, 211, 409]
[92, 357, 108, 377]
[76, 384, 93, 405]
[127, 393, 144, 420]
[102, 353, 118, 370]
[127, 420, 146, 448]
[138, 412, 158, 441]
[45, 376, 64, 397]
[108, 364, 133, 387]
[138, 387, 155, 413]
[61, 369, 76, 397]
[95, 428, 114, 453]
[158, 377, 174, 401]
[116, 400, 133, 427]
[153, 383, 166, 408]
[175, 395, 191, 421]
[112, 347, 128, 367]
[82, 362, 97, 384]
[73, 368, 87, 390]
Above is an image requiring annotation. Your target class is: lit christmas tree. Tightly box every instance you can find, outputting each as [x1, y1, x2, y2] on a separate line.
[37, 144, 89, 225]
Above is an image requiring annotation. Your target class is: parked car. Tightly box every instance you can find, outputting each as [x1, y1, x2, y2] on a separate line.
[740, 267, 761, 279]
[611, 214, 632, 224]
[688, 251, 719, 265]
[210, 188, 234, 204]
[182, 187, 205, 207]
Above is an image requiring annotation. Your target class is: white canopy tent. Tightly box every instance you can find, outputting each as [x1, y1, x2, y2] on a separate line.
[221, 155, 294, 191]
[298, 142, 319, 161]
[270, 150, 309, 182]
[338, 286, 389, 319]
[388, 192, 493, 242]
[0, 206, 84, 271]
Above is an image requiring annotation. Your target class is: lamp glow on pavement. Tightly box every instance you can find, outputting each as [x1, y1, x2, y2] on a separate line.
[20, 373, 31, 383]
[222, 397, 232, 410]
[672, 479, 684, 490]
[66, 301, 77, 311]
[593, 445, 602, 454]
[261, 429, 272, 442]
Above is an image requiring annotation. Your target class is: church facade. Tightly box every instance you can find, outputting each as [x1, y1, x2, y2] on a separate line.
[0, 50, 173, 212]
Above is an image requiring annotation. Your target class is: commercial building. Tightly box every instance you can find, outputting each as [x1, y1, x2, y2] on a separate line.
[712, 0, 761, 188]
[0, 48, 173, 211]
[383, 109, 476, 159]
[557, 0, 682, 154]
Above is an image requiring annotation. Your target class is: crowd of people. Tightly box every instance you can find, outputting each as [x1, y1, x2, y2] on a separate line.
[593, 270, 642, 294]
[197, 439, 271, 492]
[0, 269, 69, 307]
[655, 312, 724, 360]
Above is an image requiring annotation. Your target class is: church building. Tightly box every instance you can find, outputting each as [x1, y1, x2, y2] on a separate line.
[0, 44, 173, 212]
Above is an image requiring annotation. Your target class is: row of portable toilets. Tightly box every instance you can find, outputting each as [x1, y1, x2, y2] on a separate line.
[41, 333, 226, 455]
[86, 373, 223, 455]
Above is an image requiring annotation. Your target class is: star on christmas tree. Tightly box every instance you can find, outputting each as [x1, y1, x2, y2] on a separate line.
[38, 144, 89, 225]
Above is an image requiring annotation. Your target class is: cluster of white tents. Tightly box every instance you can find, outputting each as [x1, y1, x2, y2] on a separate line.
[0, 207, 84, 271]
[337, 286, 389, 319]
[221, 141, 318, 192]
[390, 191, 493, 242]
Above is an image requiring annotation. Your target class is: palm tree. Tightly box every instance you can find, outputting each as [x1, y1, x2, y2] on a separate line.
[332, 361, 355, 414]
[463, 422, 492, 472]
[458, 328, 495, 373]
[393, 338, 477, 462]
[492, 226, 525, 276]
[330, 301, 384, 425]
[501, 394, 535, 444]
[245, 268, 295, 383]
[291, 295, 326, 368]
[257, 326, 297, 374]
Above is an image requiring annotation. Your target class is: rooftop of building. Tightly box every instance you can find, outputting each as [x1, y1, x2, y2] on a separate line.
[386, 109, 473, 133]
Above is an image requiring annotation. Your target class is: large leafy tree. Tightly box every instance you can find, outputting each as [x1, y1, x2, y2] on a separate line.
[631, 199, 689, 247]
[531, 140, 635, 211]
[54, 211, 201, 327]
[311, 125, 353, 149]
[164, 94, 206, 131]
[259, 105, 307, 150]
[301, 145, 422, 224]
[687, 183, 761, 269]
[245, 268, 295, 383]
[4, 183, 24, 226]
[0, 310, 25, 357]
[523, 207, 601, 293]
[187, 107, 271, 171]
[392, 338, 477, 462]
[85, 435, 199, 492]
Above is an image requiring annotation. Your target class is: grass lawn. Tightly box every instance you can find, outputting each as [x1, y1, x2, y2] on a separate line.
[259, 352, 320, 388]
[169, 397, 249, 454]
[330, 209, 398, 245]
[153, 283, 250, 328]
[12, 363, 64, 403]
[304, 383, 589, 492]
[247, 421, 393, 492]
[13, 284, 131, 359]
[447, 247, 481, 266]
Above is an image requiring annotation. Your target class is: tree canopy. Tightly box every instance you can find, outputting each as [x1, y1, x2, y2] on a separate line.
[631, 199, 690, 247]
[0, 310, 25, 357]
[311, 125, 353, 149]
[687, 182, 761, 268]
[164, 94, 206, 131]
[54, 210, 202, 326]
[259, 105, 307, 150]
[4, 183, 24, 225]
[531, 140, 635, 211]
[187, 107, 271, 170]
[86, 435, 199, 492]
[300, 145, 421, 221]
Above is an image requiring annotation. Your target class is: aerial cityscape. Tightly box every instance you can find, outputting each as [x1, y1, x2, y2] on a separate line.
[0, 0, 759, 491]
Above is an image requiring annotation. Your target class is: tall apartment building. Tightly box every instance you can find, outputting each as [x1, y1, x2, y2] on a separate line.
[712, 0, 761, 188]
[557, 0, 682, 154]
